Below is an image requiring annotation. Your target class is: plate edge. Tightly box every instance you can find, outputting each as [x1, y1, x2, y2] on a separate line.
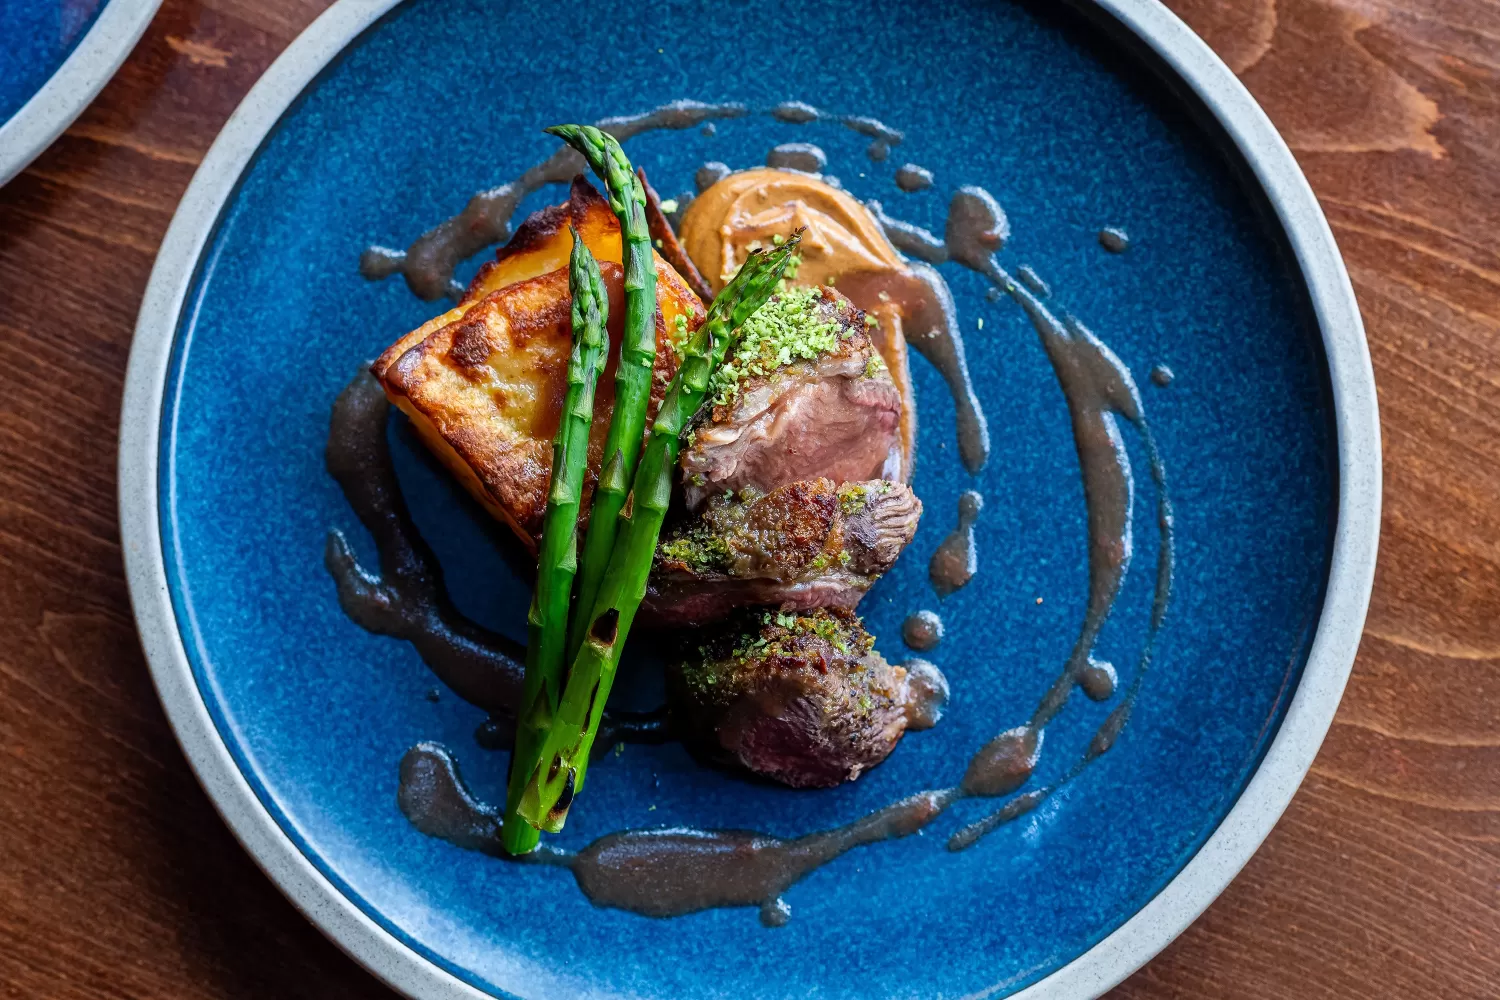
[0, 0, 165, 188]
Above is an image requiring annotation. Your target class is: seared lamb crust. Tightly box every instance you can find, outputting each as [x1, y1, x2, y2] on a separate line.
[643, 478, 921, 626]
[668, 606, 916, 788]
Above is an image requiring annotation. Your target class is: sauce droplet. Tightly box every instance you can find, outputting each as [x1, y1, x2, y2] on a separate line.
[760, 898, 792, 927]
[929, 490, 983, 596]
[902, 610, 944, 651]
[696, 161, 732, 193]
[1079, 658, 1118, 701]
[962, 726, 1043, 797]
[1099, 227, 1131, 253]
[1150, 364, 1174, 387]
[765, 142, 827, 174]
[770, 101, 821, 124]
[894, 163, 934, 192]
[902, 658, 950, 730]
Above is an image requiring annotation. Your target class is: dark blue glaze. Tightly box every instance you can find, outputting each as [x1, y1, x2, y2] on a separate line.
[0, 0, 106, 125]
[158, 0, 1335, 997]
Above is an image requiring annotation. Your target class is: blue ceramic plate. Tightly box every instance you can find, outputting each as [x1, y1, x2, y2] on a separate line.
[120, 1, 1379, 998]
[0, 0, 162, 186]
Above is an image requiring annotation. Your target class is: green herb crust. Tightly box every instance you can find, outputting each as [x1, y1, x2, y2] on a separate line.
[708, 286, 857, 406]
[683, 606, 877, 700]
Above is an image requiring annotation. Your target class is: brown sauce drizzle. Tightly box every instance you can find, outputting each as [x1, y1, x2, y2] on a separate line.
[952, 269, 1173, 850]
[569, 787, 953, 924]
[325, 370, 525, 717]
[767, 101, 905, 163]
[399, 742, 954, 925]
[929, 490, 982, 596]
[850, 187, 1176, 851]
[865, 199, 947, 263]
[326, 371, 680, 752]
[841, 253, 990, 474]
[360, 101, 748, 301]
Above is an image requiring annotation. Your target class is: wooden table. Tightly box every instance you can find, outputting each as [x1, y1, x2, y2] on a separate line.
[2, 1, 1495, 996]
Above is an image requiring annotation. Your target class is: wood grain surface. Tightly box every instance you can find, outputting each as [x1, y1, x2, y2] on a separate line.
[1, 1, 1495, 997]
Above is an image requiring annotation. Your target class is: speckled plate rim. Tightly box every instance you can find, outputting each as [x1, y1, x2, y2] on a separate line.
[117, 1, 1380, 997]
[0, 0, 163, 187]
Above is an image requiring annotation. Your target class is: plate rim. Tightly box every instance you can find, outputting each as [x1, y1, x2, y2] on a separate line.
[117, 1, 1381, 997]
[0, 0, 164, 187]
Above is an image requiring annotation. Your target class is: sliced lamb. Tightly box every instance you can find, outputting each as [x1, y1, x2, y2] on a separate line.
[679, 286, 902, 511]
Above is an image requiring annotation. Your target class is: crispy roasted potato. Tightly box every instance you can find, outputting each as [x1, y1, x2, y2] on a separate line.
[372, 177, 706, 549]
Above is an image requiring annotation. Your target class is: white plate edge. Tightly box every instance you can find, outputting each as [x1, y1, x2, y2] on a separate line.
[0, 0, 165, 187]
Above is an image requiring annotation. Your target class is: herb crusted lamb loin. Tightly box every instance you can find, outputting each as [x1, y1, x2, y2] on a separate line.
[641, 478, 921, 626]
[667, 606, 945, 789]
[678, 286, 904, 511]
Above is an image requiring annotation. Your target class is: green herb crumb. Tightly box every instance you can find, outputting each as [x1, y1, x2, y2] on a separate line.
[658, 528, 732, 571]
[708, 286, 848, 405]
[669, 313, 690, 355]
[838, 483, 868, 515]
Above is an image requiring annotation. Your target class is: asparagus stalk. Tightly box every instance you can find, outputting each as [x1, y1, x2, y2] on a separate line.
[543, 124, 658, 665]
[500, 229, 610, 854]
[515, 232, 804, 832]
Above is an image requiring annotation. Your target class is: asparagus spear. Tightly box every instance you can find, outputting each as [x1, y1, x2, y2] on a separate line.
[543, 124, 658, 665]
[515, 232, 803, 832]
[500, 229, 610, 854]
